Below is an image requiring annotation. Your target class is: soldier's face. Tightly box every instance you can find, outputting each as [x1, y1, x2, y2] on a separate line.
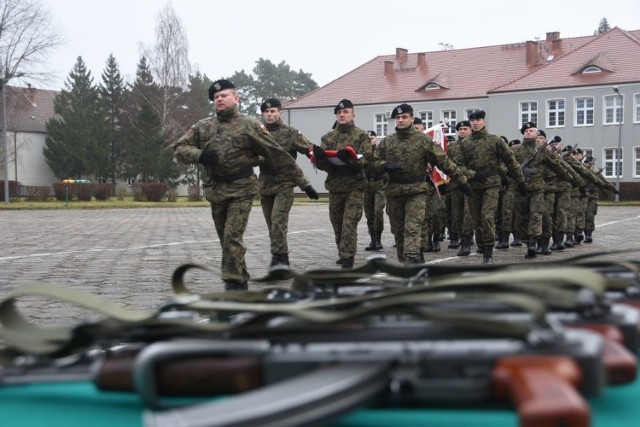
[523, 128, 537, 139]
[369, 135, 378, 145]
[469, 118, 485, 131]
[262, 107, 281, 124]
[395, 113, 413, 129]
[536, 135, 546, 147]
[414, 123, 425, 132]
[213, 89, 239, 112]
[335, 108, 355, 124]
[457, 126, 471, 138]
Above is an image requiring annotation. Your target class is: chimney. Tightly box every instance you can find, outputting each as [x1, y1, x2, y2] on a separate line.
[384, 60, 394, 75]
[546, 32, 560, 42]
[395, 47, 408, 62]
[27, 83, 36, 105]
[417, 52, 426, 68]
[525, 41, 539, 66]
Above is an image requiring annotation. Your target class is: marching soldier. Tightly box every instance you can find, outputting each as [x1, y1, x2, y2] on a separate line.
[363, 131, 387, 251]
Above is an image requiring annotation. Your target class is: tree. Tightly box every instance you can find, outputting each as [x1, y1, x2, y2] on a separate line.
[99, 54, 126, 184]
[595, 18, 611, 35]
[43, 56, 110, 180]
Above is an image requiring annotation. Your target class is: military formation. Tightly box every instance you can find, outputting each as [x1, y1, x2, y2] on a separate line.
[173, 80, 619, 288]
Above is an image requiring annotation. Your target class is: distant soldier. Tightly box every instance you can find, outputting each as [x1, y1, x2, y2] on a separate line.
[582, 155, 618, 243]
[363, 130, 387, 251]
[376, 103, 472, 264]
[452, 110, 526, 264]
[312, 99, 372, 269]
[259, 98, 314, 268]
[447, 121, 475, 254]
[172, 80, 318, 290]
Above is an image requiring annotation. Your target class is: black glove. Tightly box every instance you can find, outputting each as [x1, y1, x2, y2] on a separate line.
[501, 178, 509, 188]
[551, 135, 562, 143]
[579, 186, 588, 197]
[199, 148, 218, 165]
[569, 178, 579, 188]
[461, 182, 473, 197]
[312, 145, 326, 160]
[336, 148, 351, 162]
[304, 185, 319, 200]
[517, 182, 528, 197]
[472, 171, 488, 183]
[383, 162, 402, 171]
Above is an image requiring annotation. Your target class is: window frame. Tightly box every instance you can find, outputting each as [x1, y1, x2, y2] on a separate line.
[546, 98, 565, 128]
[519, 101, 538, 128]
[574, 96, 594, 127]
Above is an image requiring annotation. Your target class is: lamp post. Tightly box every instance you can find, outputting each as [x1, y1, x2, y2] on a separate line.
[2, 78, 9, 204]
[613, 86, 623, 203]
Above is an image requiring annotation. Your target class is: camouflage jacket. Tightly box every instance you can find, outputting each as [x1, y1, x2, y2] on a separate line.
[445, 138, 463, 190]
[365, 143, 387, 191]
[377, 126, 467, 197]
[511, 138, 574, 192]
[259, 119, 313, 195]
[543, 152, 582, 192]
[316, 121, 372, 193]
[564, 156, 601, 188]
[172, 108, 310, 201]
[453, 127, 524, 190]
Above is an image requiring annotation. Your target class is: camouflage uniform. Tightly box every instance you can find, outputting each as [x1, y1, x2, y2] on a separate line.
[172, 108, 310, 286]
[563, 156, 601, 244]
[377, 126, 468, 262]
[260, 118, 313, 262]
[422, 174, 446, 252]
[543, 154, 580, 250]
[363, 143, 387, 250]
[512, 139, 574, 257]
[315, 122, 372, 265]
[584, 166, 616, 242]
[445, 137, 473, 250]
[453, 128, 525, 255]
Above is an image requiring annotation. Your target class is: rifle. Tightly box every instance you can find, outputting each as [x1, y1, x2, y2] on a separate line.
[520, 141, 548, 174]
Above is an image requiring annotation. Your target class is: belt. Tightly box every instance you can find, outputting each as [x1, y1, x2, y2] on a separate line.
[389, 175, 426, 184]
[211, 166, 255, 183]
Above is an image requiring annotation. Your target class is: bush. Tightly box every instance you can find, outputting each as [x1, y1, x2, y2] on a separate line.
[92, 183, 114, 201]
[115, 184, 129, 201]
[76, 183, 93, 201]
[131, 183, 145, 201]
[52, 182, 74, 201]
[138, 183, 168, 202]
[167, 187, 178, 202]
[0, 180, 20, 200]
[25, 186, 52, 202]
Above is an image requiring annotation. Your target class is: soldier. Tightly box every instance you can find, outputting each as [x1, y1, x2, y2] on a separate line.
[452, 110, 526, 264]
[583, 155, 618, 243]
[312, 99, 372, 269]
[497, 139, 521, 249]
[562, 146, 599, 246]
[512, 122, 576, 259]
[376, 103, 472, 264]
[363, 130, 387, 251]
[259, 98, 314, 268]
[447, 121, 475, 255]
[172, 80, 318, 290]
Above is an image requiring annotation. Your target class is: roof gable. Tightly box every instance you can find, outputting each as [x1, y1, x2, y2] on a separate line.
[4, 86, 58, 133]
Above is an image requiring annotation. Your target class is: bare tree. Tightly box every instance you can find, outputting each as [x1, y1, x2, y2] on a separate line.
[141, 2, 191, 141]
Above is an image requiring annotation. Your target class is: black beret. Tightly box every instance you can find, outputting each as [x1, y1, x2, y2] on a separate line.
[391, 103, 413, 118]
[583, 155, 595, 163]
[500, 135, 509, 144]
[446, 135, 456, 142]
[468, 110, 485, 120]
[574, 148, 583, 154]
[367, 130, 377, 137]
[508, 139, 521, 147]
[260, 98, 282, 112]
[455, 120, 471, 131]
[413, 117, 423, 125]
[562, 145, 573, 153]
[208, 79, 236, 101]
[537, 129, 546, 138]
[549, 135, 562, 145]
[334, 99, 354, 114]
[520, 121, 537, 134]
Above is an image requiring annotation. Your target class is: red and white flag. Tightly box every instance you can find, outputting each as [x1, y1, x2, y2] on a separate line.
[424, 123, 450, 187]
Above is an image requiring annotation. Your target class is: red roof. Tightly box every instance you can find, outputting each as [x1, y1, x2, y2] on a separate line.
[285, 27, 640, 109]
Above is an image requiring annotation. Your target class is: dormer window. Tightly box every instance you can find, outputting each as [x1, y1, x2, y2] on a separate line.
[424, 83, 441, 90]
[582, 66, 602, 74]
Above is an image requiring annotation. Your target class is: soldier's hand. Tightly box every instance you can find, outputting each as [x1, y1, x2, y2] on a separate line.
[517, 182, 528, 197]
[304, 185, 319, 200]
[461, 182, 473, 197]
[472, 171, 488, 183]
[384, 162, 402, 171]
[336, 149, 351, 162]
[199, 148, 218, 165]
[312, 145, 326, 159]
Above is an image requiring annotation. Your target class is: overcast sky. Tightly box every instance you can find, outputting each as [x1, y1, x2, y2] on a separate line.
[35, 0, 640, 91]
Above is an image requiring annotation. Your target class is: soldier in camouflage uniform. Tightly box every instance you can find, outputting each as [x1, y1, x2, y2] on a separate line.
[447, 121, 475, 255]
[363, 130, 386, 251]
[259, 98, 314, 268]
[452, 110, 526, 264]
[497, 139, 522, 249]
[172, 80, 318, 290]
[312, 99, 372, 269]
[582, 155, 618, 243]
[376, 103, 472, 264]
[512, 122, 576, 259]
[562, 146, 599, 246]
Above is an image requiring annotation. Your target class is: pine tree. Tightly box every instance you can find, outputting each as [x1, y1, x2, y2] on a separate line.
[99, 54, 126, 184]
[44, 56, 110, 179]
[595, 18, 611, 35]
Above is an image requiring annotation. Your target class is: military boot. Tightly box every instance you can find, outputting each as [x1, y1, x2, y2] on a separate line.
[536, 238, 543, 255]
[270, 253, 289, 267]
[224, 279, 248, 291]
[374, 232, 384, 250]
[448, 233, 460, 249]
[510, 232, 523, 247]
[432, 234, 441, 252]
[540, 238, 551, 255]
[483, 246, 494, 264]
[403, 255, 424, 264]
[457, 235, 471, 256]
[364, 232, 376, 251]
[575, 229, 584, 245]
[564, 233, 575, 248]
[496, 232, 509, 250]
[423, 235, 434, 253]
[525, 238, 537, 258]
[553, 232, 565, 250]
[584, 229, 593, 243]
[341, 256, 354, 269]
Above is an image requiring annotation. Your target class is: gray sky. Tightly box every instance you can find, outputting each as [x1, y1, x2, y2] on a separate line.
[37, 0, 640, 91]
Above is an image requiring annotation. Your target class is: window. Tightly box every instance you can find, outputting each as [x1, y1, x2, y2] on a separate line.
[417, 111, 434, 129]
[441, 110, 457, 135]
[634, 93, 640, 123]
[604, 95, 623, 125]
[575, 97, 594, 126]
[603, 147, 622, 178]
[635, 147, 640, 178]
[582, 66, 602, 74]
[464, 108, 480, 120]
[424, 83, 440, 90]
[582, 148, 593, 161]
[374, 113, 388, 137]
[520, 102, 538, 127]
[547, 99, 565, 127]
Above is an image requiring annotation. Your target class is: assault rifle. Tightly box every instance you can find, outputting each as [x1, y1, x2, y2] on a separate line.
[520, 141, 548, 174]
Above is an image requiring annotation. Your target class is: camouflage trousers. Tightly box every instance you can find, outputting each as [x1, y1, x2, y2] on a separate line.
[387, 193, 427, 260]
[547, 188, 571, 234]
[329, 190, 364, 259]
[514, 190, 545, 239]
[363, 185, 386, 235]
[261, 187, 295, 254]
[566, 192, 580, 233]
[576, 196, 588, 230]
[500, 189, 516, 233]
[542, 191, 555, 239]
[422, 185, 445, 245]
[585, 197, 599, 231]
[467, 185, 500, 247]
[447, 190, 473, 237]
[209, 194, 254, 283]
